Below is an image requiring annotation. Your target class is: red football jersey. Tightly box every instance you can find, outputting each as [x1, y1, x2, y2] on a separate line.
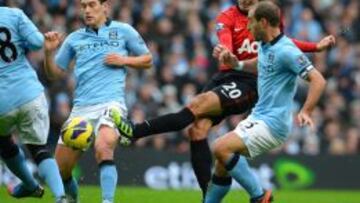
[216, 6, 317, 71]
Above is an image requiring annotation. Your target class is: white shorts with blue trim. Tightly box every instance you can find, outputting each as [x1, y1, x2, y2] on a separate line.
[234, 118, 285, 158]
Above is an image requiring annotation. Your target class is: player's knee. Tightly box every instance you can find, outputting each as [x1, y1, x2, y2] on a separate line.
[188, 126, 208, 141]
[94, 139, 115, 163]
[0, 137, 19, 159]
[212, 139, 228, 164]
[26, 144, 52, 165]
[187, 93, 210, 117]
[95, 145, 113, 162]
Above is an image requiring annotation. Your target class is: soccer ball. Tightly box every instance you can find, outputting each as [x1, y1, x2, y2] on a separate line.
[61, 117, 94, 151]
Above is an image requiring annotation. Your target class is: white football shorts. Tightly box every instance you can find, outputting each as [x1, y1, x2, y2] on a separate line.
[57, 101, 127, 145]
[234, 117, 285, 158]
[0, 93, 49, 145]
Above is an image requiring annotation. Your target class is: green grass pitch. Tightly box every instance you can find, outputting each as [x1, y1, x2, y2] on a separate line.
[1, 186, 360, 203]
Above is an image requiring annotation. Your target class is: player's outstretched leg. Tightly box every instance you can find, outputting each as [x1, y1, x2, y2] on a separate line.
[108, 107, 134, 142]
[212, 132, 273, 203]
[27, 144, 66, 202]
[109, 106, 196, 144]
[110, 91, 220, 146]
[0, 137, 44, 198]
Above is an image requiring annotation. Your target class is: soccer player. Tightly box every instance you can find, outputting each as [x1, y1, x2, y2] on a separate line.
[43, 0, 152, 202]
[111, 0, 335, 200]
[0, 6, 66, 203]
[205, 1, 326, 202]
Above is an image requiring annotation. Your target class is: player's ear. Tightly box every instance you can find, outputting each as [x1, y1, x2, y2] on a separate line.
[101, 1, 108, 9]
[260, 18, 267, 28]
[101, 1, 109, 15]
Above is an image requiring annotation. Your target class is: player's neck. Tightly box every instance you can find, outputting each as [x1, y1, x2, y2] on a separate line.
[92, 16, 107, 29]
[264, 28, 281, 44]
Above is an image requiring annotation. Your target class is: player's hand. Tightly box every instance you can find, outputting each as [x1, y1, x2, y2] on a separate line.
[219, 49, 238, 68]
[297, 110, 315, 130]
[212, 44, 227, 59]
[44, 31, 64, 52]
[316, 35, 336, 52]
[104, 53, 128, 67]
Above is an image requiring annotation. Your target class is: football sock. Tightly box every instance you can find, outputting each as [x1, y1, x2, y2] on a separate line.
[99, 161, 117, 202]
[64, 176, 78, 201]
[134, 107, 195, 138]
[38, 158, 65, 198]
[190, 139, 212, 197]
[2, 148, 38, 190]
[204, 175, 232, 203]
[226, 153, 263, 199]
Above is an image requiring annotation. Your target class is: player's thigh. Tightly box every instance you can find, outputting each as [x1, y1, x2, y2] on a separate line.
[212, 79, 257, 117]
[16, 93, 49, 145]
[212, 131, 250, 164]
[188, 91, 222, 118]
[188, 118, 213, 141]
[55, 144, 82, 179]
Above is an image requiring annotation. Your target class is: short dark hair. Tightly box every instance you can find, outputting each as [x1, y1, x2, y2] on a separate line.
[254, 1, 281, 27]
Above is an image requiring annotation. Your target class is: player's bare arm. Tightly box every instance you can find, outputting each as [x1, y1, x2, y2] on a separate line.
[43, 31, 67, 80]
[104, 53, 152, 69]
[297, 68, 326, 129]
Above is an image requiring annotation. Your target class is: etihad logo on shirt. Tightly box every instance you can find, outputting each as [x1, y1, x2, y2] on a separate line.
[237, 39, 259, 54]
[74, 41, 122, 52]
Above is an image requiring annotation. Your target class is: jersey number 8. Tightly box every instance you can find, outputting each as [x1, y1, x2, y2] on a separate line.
[0, 27, 18, 63]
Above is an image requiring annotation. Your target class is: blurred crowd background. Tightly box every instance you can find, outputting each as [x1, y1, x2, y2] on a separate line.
[1, 0, 359, 155]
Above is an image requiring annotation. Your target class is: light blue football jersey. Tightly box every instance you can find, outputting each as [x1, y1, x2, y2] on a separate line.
[55, 20, 150, 107]
[0, 7, 44, 115]
[250, 34, 314, 139]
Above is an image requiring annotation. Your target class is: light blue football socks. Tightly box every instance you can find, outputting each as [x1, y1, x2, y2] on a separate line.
[226, 154, 263, 199]
[204, 175, 232, 203]
[38, 158, 65, 199]
[100, 161, 118, 203]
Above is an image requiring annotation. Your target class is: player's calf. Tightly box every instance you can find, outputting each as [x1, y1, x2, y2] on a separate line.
[27, 144, 66, 200]
[0, 137, 41, 195]
[95, 126, 119, 203]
